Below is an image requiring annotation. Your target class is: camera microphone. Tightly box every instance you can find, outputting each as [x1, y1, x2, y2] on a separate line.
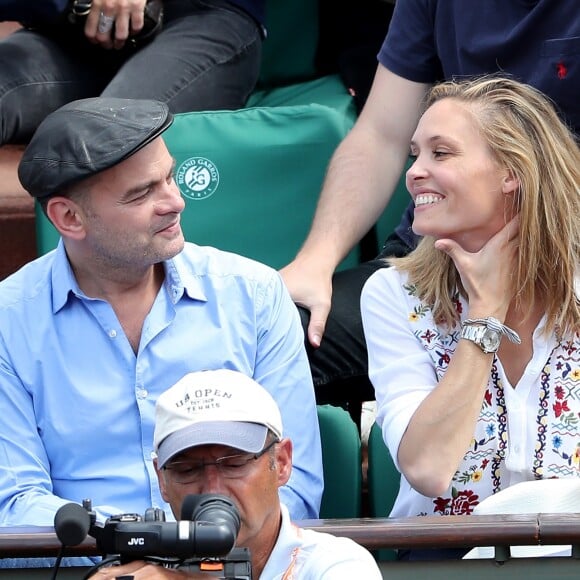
[54, 502, 91, 546]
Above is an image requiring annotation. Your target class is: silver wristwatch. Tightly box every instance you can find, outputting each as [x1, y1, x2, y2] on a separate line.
[460, 317, 521, 354]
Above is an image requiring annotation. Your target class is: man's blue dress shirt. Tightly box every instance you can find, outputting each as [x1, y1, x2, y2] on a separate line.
[0, 241, 323, 525]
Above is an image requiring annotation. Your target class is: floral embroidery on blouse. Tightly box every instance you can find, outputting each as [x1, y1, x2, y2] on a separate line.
[401, 282, 580, 516]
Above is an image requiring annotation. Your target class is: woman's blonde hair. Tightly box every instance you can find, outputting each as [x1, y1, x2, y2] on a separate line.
[390, 75, 580, 337]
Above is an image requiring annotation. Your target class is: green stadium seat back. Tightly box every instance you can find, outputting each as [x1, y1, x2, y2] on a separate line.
[247, 74, 355, 112]
[162, 79, 358, 270]
[367, 421, 400, 560]
[317, 404, 362, 519]
[258, 0, 318, 88]
[35, 204, 59, 254]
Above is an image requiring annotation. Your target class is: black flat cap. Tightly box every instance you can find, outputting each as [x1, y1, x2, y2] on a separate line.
[18, 97, 173, 198]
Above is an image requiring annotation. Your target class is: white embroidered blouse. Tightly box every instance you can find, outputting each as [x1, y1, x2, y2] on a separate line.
[361, 267, 580, 518]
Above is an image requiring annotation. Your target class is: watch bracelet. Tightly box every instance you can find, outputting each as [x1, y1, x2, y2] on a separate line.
[462, 317, 522, 345]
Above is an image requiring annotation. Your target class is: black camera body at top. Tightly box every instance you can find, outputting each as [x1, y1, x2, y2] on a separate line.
[53, 493, 252, 579]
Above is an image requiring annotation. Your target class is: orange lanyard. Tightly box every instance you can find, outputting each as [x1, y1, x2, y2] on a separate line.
[281, 524, 302, 580]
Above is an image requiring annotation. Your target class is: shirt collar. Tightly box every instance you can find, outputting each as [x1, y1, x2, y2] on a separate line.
[164, 250, 208, 304]
[50, 242, 209, 313]
[261, 504, 301, 578]
[51, 240, 82, 313]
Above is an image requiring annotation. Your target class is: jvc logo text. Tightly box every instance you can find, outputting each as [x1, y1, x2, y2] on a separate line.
[127, 537, 145, 546]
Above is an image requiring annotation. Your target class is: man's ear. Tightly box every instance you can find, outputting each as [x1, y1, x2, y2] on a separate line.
[276, 438, 293, 487]
[501, 169, 520, 196]
[46, 196, 87, 240]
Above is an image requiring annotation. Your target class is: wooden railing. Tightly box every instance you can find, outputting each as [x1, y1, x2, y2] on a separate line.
[1, 515, 579, 579]
[2, 514, 580, 556]
[303, 513, 580, 550]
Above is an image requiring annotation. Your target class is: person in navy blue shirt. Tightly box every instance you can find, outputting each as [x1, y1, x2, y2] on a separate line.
[281, 0, 579, 410]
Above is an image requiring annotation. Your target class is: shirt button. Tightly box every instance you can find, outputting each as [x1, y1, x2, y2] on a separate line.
[109, 329, 117, 338]
[513, 444, 521, 453]
[137, 389, 148, 399]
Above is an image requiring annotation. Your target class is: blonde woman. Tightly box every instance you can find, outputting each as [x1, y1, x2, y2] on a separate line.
[361, 75, 580, 559]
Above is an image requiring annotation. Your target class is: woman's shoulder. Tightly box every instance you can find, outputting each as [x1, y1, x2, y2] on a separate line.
[362, 263, 411, 299]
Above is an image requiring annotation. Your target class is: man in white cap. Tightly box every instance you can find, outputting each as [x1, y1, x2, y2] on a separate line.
[91, 369, 382, 579]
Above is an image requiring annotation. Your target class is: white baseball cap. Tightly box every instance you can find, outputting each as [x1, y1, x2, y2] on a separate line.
[154, 369, 283, 468]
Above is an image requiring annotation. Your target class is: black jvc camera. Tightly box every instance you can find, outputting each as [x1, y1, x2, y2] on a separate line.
[54, 494, 251, 579]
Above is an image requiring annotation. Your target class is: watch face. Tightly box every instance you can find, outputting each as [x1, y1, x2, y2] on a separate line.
[481, 329, 501, 352]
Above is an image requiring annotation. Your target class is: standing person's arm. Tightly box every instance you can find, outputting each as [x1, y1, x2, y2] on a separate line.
[280, 66, 429, 347]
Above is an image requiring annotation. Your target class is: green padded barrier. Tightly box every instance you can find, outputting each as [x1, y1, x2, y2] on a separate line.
[258, 0, 318, 88]
[317, 404, 362, 519]
[247, 74, 354, 112]
[367, 421, 400, 561]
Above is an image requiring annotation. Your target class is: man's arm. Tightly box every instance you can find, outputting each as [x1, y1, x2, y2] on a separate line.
[280, 66, 429, 347]
[253, 271, 324, 519]
[0, 358, 126, 526]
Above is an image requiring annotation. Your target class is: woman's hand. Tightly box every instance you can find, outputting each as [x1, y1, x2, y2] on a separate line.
[434, 215, 520, 320]
[84, 0, 147, 50]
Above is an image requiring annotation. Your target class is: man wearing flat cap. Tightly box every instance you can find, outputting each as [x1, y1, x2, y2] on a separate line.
[0, 98, 322, 531]
[90, 369, 382, 579]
